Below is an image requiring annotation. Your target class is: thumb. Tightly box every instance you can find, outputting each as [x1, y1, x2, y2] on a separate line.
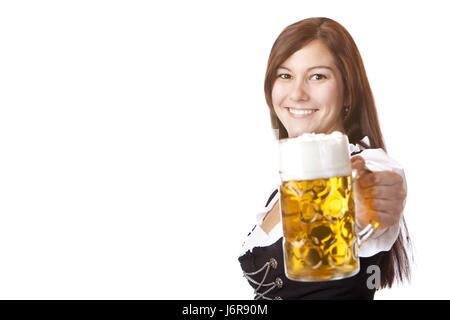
[351, 156, 366, 172]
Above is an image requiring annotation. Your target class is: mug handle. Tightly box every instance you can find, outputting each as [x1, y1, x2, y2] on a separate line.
[352, 168, 380, 244]
[357, 220, 380, 243]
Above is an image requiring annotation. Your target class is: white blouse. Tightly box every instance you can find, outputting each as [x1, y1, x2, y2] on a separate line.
[239, 137, 407, 258]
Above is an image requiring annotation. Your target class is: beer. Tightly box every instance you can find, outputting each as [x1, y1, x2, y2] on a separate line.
[279, 132, 360, 281]
[280, 177, 358, 281]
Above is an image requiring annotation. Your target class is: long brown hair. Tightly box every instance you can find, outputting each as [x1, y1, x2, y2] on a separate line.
[264, 17, 411, 288]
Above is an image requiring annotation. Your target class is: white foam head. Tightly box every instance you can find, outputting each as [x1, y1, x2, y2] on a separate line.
[278, 131, 351, 181]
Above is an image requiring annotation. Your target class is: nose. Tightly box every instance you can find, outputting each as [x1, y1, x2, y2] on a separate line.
[289, 80, 309, 102]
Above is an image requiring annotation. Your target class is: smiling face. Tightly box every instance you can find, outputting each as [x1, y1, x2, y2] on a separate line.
[272, 40, 347, 138]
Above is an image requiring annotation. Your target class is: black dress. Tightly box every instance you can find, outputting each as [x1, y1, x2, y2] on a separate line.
[238, 187, 386, 300]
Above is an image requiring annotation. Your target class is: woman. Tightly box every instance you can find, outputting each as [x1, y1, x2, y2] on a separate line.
[238, 17, 411, 300]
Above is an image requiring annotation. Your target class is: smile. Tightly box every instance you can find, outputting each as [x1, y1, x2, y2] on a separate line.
[287, 108, 318, 118]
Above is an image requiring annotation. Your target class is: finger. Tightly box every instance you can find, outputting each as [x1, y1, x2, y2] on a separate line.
[371, 171, 404, 186]
[351, 156, 366, 172]
[367, 210, 399, 228]
[351, 155, 364, 164]
[361, 185, 407, 201]
[357, 170, 403, 188]
[367, 198, 404, 215]
[356, 170, 376, 188]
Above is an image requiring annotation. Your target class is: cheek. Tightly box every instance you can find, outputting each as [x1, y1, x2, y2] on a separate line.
[313, 83, 343, 109]
[271, 82, 287, 107]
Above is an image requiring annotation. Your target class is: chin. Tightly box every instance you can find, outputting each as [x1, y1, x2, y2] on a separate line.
[288, 127, 326, 137]
[288, 128, 310, 138]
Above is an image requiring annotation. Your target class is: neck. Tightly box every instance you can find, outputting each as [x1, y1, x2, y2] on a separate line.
[328, 122, 345, 134]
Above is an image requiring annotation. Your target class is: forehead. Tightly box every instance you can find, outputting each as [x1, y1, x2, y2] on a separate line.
[281, 40, 336, 71]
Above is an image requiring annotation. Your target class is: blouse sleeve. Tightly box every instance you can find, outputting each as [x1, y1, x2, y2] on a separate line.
[353, 148, 407, 257]
[238, 187, 283, 258]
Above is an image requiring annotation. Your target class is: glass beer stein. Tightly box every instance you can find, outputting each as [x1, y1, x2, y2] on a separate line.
[278, 131, 377, 282]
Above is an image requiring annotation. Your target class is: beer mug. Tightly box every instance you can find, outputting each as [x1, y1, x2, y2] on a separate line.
[278, 131, 377, 281]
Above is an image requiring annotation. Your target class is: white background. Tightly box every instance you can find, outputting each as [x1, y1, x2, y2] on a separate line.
[0, 0, 448, 299]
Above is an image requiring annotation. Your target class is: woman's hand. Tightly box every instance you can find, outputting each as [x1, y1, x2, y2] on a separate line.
[351, 156, 406, 229]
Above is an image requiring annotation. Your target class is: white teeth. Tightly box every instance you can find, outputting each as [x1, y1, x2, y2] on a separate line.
[289, 108, 317, 115]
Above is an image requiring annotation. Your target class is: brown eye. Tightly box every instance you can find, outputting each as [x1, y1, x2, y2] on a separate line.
[277, 73, 292, 80]
[310, 74, 327, 81]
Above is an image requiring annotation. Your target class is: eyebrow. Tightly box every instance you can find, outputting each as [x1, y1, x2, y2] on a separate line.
[277, 65, 333, 72]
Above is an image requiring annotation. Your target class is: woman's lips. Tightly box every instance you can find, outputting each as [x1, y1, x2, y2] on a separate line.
[287, 108, 318, 119]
